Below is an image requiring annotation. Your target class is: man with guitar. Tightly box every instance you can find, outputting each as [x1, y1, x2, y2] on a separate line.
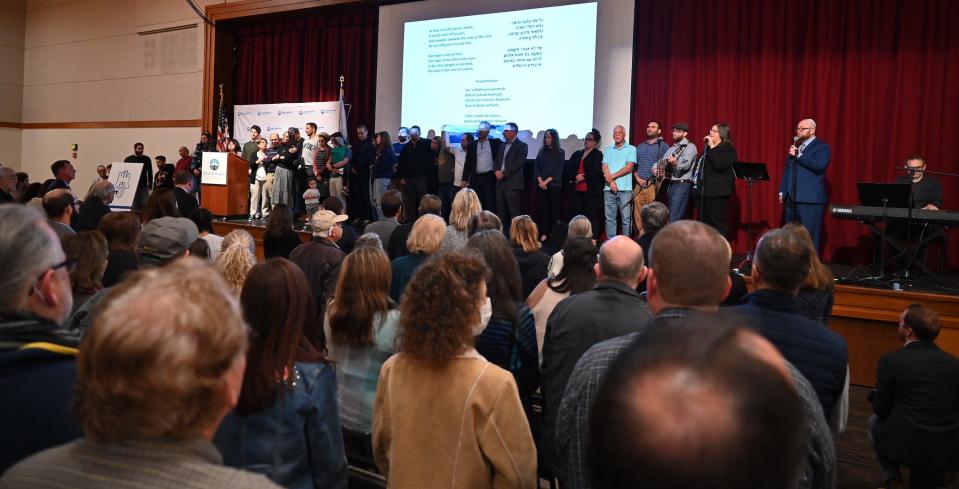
[632, 121, 669, 235]
[663, 123, 698, 222]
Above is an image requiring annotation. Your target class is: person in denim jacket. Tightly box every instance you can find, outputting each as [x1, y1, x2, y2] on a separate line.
[215, 258, 347, 489]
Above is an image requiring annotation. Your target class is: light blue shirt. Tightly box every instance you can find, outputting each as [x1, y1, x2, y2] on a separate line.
[602, 143, 637, 191]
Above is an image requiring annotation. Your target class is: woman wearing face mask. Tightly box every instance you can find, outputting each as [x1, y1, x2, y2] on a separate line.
[465, 231, 540, 425]
[372, 251, 536, 488]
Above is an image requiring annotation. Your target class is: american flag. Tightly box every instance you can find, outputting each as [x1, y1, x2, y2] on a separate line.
[216, 87, 230, 151]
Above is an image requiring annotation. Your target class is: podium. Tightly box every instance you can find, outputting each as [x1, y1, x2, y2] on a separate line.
[200, 152, 249, 217]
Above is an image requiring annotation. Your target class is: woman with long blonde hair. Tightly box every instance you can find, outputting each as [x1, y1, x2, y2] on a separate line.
[215, 229, 257, 296]
[441, 188, 482, 251]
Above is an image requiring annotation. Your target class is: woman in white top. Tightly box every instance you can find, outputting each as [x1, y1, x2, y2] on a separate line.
[527, 236, 598, 363]
[546, 214, 594, 278]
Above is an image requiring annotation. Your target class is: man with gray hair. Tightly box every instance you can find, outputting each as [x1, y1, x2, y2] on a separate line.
[74, 180, 114, 232]
[636, 202, 669, 267]
[0, 205, 82, 472]
[493, 122, 528, 229]
[541, 235, 653, 481]
[0, 167, 17, 203]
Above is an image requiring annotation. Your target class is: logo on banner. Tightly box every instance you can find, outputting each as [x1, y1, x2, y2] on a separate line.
[257, 111, 271, 116]
[210, 158, 220, 171]
[237, 111, 252, 116]
[320, 109, 336, 115]
[268, 126, 283, 132]
[299, 110, 314, 115]
[278, 110, 293, 116]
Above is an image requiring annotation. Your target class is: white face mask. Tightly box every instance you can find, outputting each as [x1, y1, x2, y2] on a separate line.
[472, 297, 493, 336]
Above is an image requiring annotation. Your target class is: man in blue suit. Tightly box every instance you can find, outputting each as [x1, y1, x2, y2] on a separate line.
[780, 118, 830, 251]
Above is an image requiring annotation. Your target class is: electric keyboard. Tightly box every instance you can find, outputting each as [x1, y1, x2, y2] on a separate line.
[829, 205, 959, 225]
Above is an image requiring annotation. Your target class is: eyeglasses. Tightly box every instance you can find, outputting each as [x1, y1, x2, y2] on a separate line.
[27, 258, 75, 296]
[795, 127, 812, 132]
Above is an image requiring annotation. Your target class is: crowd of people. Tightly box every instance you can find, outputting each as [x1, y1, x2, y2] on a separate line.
[0, 121, 956, 489]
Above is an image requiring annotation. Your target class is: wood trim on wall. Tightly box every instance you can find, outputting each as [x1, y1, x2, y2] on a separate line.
[206, 0, 365, 22]
[0, 120, 201, 129]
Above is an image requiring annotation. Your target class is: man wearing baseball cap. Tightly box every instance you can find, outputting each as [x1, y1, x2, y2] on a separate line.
[664, 123, 698, 222]
[290, 210, 348, 328]
[136, 217, 199, 268]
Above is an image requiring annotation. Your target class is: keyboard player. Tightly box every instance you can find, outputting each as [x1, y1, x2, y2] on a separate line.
[894, 155, 942, 211]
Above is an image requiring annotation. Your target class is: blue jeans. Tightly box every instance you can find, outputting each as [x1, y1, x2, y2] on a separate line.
[371, 178, 391, 221]
[667, 181, 692, 222]
[604, 190, 632, 238]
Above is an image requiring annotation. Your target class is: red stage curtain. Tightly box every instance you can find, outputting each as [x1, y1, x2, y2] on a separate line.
[232, 4, 378, 133]
[630, 0, 959, 267]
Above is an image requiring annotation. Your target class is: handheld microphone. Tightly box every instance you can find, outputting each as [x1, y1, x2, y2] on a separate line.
[791, 136, 799, 159]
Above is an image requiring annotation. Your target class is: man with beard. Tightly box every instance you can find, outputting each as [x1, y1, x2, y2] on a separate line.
[123, 142, 153, 210]
[780, 118, 830, 252]
[191, 132, 214, 196]
[663, 123, 698, 222]
[632, 121, 669, 235]
[396, 126, 434, 223]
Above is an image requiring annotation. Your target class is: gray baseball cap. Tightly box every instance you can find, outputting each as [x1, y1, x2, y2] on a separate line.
[137, 217, 199, 266]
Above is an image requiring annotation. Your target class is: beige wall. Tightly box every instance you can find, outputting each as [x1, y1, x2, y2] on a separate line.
[1, 0, 239, 177]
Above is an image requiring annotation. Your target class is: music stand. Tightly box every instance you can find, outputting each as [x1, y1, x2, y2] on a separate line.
[857, 183, 910, 279]
[732, 162, 770, 272]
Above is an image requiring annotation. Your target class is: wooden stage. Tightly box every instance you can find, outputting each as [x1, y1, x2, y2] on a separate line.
[212, 218, 959, 388]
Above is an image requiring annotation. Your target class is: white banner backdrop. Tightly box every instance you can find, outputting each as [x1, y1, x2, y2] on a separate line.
[201, 152, 228, 185]
[234, 102, 342, 145]
[107, 161, 144, 209]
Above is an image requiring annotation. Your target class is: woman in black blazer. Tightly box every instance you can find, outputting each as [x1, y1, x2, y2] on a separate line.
[564, 128, 605, 238]
[693, 122, 737, 238]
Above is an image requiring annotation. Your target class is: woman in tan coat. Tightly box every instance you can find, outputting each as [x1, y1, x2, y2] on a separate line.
[373, 251, 537, 488]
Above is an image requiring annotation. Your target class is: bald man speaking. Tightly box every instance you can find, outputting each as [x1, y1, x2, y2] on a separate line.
[780, 118, 830, 252]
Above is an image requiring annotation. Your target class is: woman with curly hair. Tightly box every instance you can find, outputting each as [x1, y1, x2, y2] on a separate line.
[215, 258, 347, 488]
[441, 187, 482, 251]
[372, 251, 536, 488]
[214, 229, 257, 296]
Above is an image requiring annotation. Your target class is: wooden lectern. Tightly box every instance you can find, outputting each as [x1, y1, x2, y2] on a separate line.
[201, 153, 249, 217]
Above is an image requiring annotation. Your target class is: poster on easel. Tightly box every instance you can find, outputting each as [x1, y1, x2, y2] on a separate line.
[107, 162, 144, 210]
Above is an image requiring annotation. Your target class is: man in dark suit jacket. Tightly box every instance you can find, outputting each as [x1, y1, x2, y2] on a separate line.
[463, 121, 502, 213]
[172, 170, 198, 219]
[46, 160, 76, 193]
[493, 122, 528, 230]
[73, 180, 113, 232]
[869, 304, 959, 488]
[541, 236, 652, 480]
[124, 142, 154, 211]
[780, 118, 830, 251]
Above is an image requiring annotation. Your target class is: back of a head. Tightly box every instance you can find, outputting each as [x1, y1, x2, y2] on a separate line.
[649, 221, 731, 307]
[598, 236, 644, 285]
[782, 222, 833, 290]
[398, 251, 488, 367]
[640, 202, 669, 236]
[450, 188, 482, 231]
[467, 210, 502, 237]
[237, 258, 321, 414]
[215, 230, 257, 295]
[418, 194, 443, 217]
[173, 170, 192, 186]
[144, 188, 180, 221]
[510, 215, 540, 252]
[91, 180, 115, 202]
[567, 215, 593, 239]
[61, 231, 109, 292]
[0, 205, 63, 313]
[189, 208, 215, 234]
[322, 196, 345, 215]
[406, 214, 446, 254]
[355, 232, 383, 250]
[380, 189, 402, 218]
[329, 246, 392, 349]
[903, 303, 941, 341]
[550, 236, 598, 294]
[98, 212, 141, 251]
[754, 228, 811, 293]
[466, 230, 522, 311]
[42, 189, 74, 219]
[74, 258, 247, 441]
[589, 317, 806, 489]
